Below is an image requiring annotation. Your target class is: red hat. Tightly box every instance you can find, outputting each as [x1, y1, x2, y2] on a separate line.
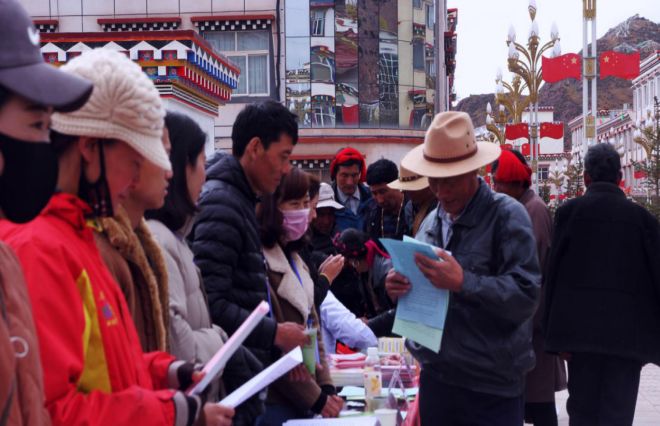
[330, 147, 367, 182]
[495, 149, 532, 186]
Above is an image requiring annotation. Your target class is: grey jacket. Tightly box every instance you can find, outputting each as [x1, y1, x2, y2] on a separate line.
[147, 219, 225, 363]
[409, 179, 541, 397]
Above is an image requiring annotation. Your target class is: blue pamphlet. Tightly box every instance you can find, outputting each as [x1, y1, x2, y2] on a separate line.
[380, 237, 449, 352]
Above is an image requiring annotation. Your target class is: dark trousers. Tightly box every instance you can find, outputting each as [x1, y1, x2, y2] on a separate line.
[525, 402, 558, 426]
[419, 371, 524, 426]
[567, 352, 642, 426]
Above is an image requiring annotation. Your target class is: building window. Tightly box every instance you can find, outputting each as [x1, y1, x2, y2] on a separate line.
[426, 4, 435, 29]
[66, 51, 81, 61]
[413, 0, 422, 9]
[138, 50, 154, 61]
[312, 95, 335, 127]
[43, 52, 58, 63]
[311, 46, 335, 83]
[413, 40, 424, 70]
[538, 165, 549, 181]
[162, 50, 177, 60]
[205, 30, 270, 96]
[311, 9, 325, 36]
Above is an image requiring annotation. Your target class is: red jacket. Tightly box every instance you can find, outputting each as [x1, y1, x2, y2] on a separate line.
[0, 193, 177, 425]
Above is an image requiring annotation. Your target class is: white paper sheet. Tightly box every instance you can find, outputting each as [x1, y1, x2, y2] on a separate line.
[283, 417, 379, 425]
[188, 301, 270, 395]
[219, 347, 303, 408]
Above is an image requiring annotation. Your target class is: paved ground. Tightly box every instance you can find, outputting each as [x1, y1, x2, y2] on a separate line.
[527, 364, 660, 425]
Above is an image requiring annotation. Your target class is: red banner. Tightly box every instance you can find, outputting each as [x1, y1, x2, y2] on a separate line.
[540, 122, 564, 139]
[634, 170, 647, 179]
[542, 53, 581, 83]
[521, 143, 530, 156]
[599, 51, 640, 80]
[505, 123, 529, 140]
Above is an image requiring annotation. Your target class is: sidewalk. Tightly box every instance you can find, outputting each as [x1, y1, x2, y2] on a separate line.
[551, 364, 660, 425]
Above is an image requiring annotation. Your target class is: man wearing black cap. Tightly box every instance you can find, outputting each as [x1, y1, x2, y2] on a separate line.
[0, 0, 92, 423]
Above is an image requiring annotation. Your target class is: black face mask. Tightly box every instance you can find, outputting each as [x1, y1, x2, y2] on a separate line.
[78, 142, 114, 218]
[0, 132, 59, 223]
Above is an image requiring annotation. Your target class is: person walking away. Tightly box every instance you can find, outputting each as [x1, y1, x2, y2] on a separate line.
[543, 143, 660, 426]
[492, 149, 567, 426]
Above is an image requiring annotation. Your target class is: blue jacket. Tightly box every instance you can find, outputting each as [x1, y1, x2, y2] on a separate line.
[409, 178, 541, 397]
[332, 182, 372, 233]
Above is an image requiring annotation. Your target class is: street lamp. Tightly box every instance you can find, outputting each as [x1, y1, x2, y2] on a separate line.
[506, 0, 559, 192]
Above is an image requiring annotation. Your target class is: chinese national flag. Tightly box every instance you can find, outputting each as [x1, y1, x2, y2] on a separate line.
[599, 51, 640, 80]
[542, 53, 581, 82]
[521, 143, 530, 156]
[634, 170, 647, 179]
[540, 122, 564, 139]
[505, 123, 529, 140]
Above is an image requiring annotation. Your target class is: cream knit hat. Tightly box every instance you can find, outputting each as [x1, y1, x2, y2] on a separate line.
[51, 48, 171, 171]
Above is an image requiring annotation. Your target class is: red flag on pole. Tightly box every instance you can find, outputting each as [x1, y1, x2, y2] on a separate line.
[599, 51, 640, 80]
[505, 123, 529, 140]
[542, 53, 582, 82]
[634, 170, 647, 179]
[540, 122, 564, 139]
[521, 143, 530, 156]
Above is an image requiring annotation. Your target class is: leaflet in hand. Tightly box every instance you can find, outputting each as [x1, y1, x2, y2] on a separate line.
[188, 301, 270, 396]
[380, 237, 449, 352]
[219, 347, 303, 408]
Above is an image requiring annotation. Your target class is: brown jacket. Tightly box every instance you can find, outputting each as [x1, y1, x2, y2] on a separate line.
[263, 244, 333, 414]
[0, 242, 50, 426]
[520, 189, 567, 402]
[94, 207, 169, 352]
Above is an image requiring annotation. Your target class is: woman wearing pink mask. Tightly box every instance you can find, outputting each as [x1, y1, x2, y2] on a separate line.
[256, 167, 343, 425]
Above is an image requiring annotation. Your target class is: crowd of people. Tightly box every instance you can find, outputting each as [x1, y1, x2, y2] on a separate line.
[1, 1, 659, 425]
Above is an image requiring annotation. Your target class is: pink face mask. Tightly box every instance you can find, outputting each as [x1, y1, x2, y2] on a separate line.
[281, 208, 310, 243]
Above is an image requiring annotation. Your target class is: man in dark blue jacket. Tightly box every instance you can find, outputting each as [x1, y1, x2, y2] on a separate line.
[386, 111, 540, 426]
[191, 101, 308, 367]
[543, 143, 660, 426]
[330, 147, 372, 232]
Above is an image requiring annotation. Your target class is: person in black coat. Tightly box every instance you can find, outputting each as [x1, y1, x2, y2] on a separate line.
[543, 143, 660, 426]
[191, 101, 308, 367]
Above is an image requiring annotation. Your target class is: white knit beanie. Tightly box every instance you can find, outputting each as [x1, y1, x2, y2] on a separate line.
[51, 48, 171, 171]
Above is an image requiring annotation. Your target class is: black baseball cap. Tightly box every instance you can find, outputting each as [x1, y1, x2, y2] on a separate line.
[0, 0, 93, 112]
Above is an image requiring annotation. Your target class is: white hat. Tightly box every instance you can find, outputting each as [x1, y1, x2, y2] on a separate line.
[51, 49, 171, 171]
[388, 164, 429, 191]
[402, 111, 500, 178]
[316, 183, 344, 210]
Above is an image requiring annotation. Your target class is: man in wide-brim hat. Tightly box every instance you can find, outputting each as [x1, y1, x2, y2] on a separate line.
[386, 111, 541, 426]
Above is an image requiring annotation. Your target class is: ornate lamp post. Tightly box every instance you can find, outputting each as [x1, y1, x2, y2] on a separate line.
[485, 101, 507, 144]
[506, 0, 559, 191]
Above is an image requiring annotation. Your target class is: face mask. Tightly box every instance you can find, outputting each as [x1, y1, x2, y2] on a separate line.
[0, 132, 58, 223]
[281, 208, 310, 243]
[78, 142, 114, 218]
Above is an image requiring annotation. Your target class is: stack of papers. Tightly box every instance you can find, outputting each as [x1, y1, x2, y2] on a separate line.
[380, 237, 449, 352]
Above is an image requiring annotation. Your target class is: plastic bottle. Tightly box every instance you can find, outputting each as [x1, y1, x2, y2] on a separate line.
[363, 347, 382, 412]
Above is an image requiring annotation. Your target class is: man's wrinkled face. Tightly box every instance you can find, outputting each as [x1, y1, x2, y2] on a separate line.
[428, 171, 479, 217]
[336, 164, 361, 196]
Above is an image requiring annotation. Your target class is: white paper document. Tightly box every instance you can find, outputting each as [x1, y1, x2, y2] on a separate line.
[283, 417, 379, 425]
[188, 301, 270, 396]
[220, 347, 303, 408]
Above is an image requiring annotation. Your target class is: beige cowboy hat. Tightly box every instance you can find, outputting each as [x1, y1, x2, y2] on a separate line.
[388, 164, 429, 191]
[401, 111, 501, 178]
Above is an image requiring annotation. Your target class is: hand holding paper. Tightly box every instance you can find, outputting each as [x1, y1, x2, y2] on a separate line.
[414, 248, 464, 292]
[220, 347, 303, 408]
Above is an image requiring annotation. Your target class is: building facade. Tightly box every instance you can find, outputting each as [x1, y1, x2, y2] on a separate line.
[25, 0, 457, 177]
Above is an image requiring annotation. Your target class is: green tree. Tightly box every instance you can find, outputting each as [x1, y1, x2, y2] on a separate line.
[633, 96, 660, 220]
